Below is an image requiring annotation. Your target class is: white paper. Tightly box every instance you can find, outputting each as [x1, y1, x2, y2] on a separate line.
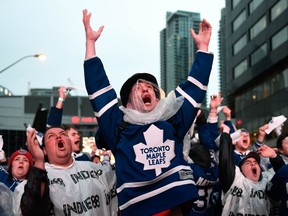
[265, 115, 287, 134]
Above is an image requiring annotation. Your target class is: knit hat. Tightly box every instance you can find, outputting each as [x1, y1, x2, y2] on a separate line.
[120, 73, 160, 107]
[8, 149, 33, 168]
[238, 151, 260, 169]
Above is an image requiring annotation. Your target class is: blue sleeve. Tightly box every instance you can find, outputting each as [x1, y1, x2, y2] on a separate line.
[224, 120, 235, 133]
[173, 52, 214, 138]
[47, 106, 63, 126]
[84, 57, 123, 153]
[197, 122, 219, 151]
[0, 166, 9, 185]
[208, 122, 220, 141]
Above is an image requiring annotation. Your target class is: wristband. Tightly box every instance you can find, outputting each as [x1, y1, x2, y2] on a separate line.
[58, 97, 65, 102]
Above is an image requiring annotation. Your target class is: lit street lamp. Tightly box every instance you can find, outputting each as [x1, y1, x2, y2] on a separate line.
[0, 54, 46, 74]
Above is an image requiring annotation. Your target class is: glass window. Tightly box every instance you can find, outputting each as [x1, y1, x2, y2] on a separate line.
[233, 34, 247, 55]
[271, 25, 288, 50]
[232, 0, 241, 9]
[271, 0, 288, 21]
[250, 16, 266, 40]
[249, 0, 264, 14]
[281, 68, 288, 88]
[233, 10, 246, 32]
[251, 43, 267, 65]
[234, 59, 248, 78]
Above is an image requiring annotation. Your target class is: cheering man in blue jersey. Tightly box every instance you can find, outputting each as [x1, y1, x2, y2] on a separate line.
[83, 9, 213, 216]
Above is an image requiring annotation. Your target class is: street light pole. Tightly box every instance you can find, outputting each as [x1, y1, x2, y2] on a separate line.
[0, 54, 46, 74]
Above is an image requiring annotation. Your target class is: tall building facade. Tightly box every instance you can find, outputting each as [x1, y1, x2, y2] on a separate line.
[219, 0, 288, 136]
[160, 11, 206, 105]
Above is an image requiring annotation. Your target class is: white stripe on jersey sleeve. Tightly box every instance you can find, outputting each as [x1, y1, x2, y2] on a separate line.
[187, 76, 207, 91]
[176, 86, 202, 108]
[89, 85, 113, 100]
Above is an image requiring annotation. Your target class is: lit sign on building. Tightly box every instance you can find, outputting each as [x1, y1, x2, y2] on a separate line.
[71, 116, 97, 124]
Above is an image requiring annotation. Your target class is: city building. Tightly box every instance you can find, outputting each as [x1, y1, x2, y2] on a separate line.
[0, 87, 102, 157]
[219, 0, 288, 140]
[160, 10, 208, 106]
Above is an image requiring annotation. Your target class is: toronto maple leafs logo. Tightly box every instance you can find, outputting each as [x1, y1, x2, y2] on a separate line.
[133, 124, 175, 176]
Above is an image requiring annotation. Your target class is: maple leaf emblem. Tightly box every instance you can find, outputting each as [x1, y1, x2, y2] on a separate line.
[133, 124, 175, 176]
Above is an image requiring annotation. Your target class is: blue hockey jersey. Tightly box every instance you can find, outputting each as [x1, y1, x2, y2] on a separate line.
[84, 51, 213, 215]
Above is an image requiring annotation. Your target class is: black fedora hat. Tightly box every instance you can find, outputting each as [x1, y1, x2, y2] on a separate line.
[120, 73, 159, 107]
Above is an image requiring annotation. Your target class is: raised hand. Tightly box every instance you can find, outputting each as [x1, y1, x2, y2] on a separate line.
[83, 9, 104, 59]
[257, 124, 269, 143]
[222, 106, 232, 121]
[220, 121, 230, 134]
[83, 9, 104, 44]
[257, 145, 277, 158]
[210, 92, 223, 110]
[26, 128, 45, 169]
[190, 19, 212, 51]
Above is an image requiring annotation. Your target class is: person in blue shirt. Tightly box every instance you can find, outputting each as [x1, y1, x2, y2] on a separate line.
[83, 9, 213, 216]
[47, 86, 90, 162]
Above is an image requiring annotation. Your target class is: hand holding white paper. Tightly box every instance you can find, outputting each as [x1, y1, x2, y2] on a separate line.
[26, 125, 43, 146]
[214, 129, 241, 146]
[217, 106, 223, 114]
[65, 86, 86, 92]
[265, 115, 287, 134]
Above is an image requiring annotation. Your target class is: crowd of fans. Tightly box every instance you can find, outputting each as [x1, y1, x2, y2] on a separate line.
[0, 8, 288, 216]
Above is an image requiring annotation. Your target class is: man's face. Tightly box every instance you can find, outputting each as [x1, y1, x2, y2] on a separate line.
[126, 79, 159, 112]
[44, 127, 73, 166]
[241, 158, 261, 182]
[11, 155, 30, 180]
[234, 131, 250, 152]
[66, 128, 81, 153]
[279, 137, 288, 155]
